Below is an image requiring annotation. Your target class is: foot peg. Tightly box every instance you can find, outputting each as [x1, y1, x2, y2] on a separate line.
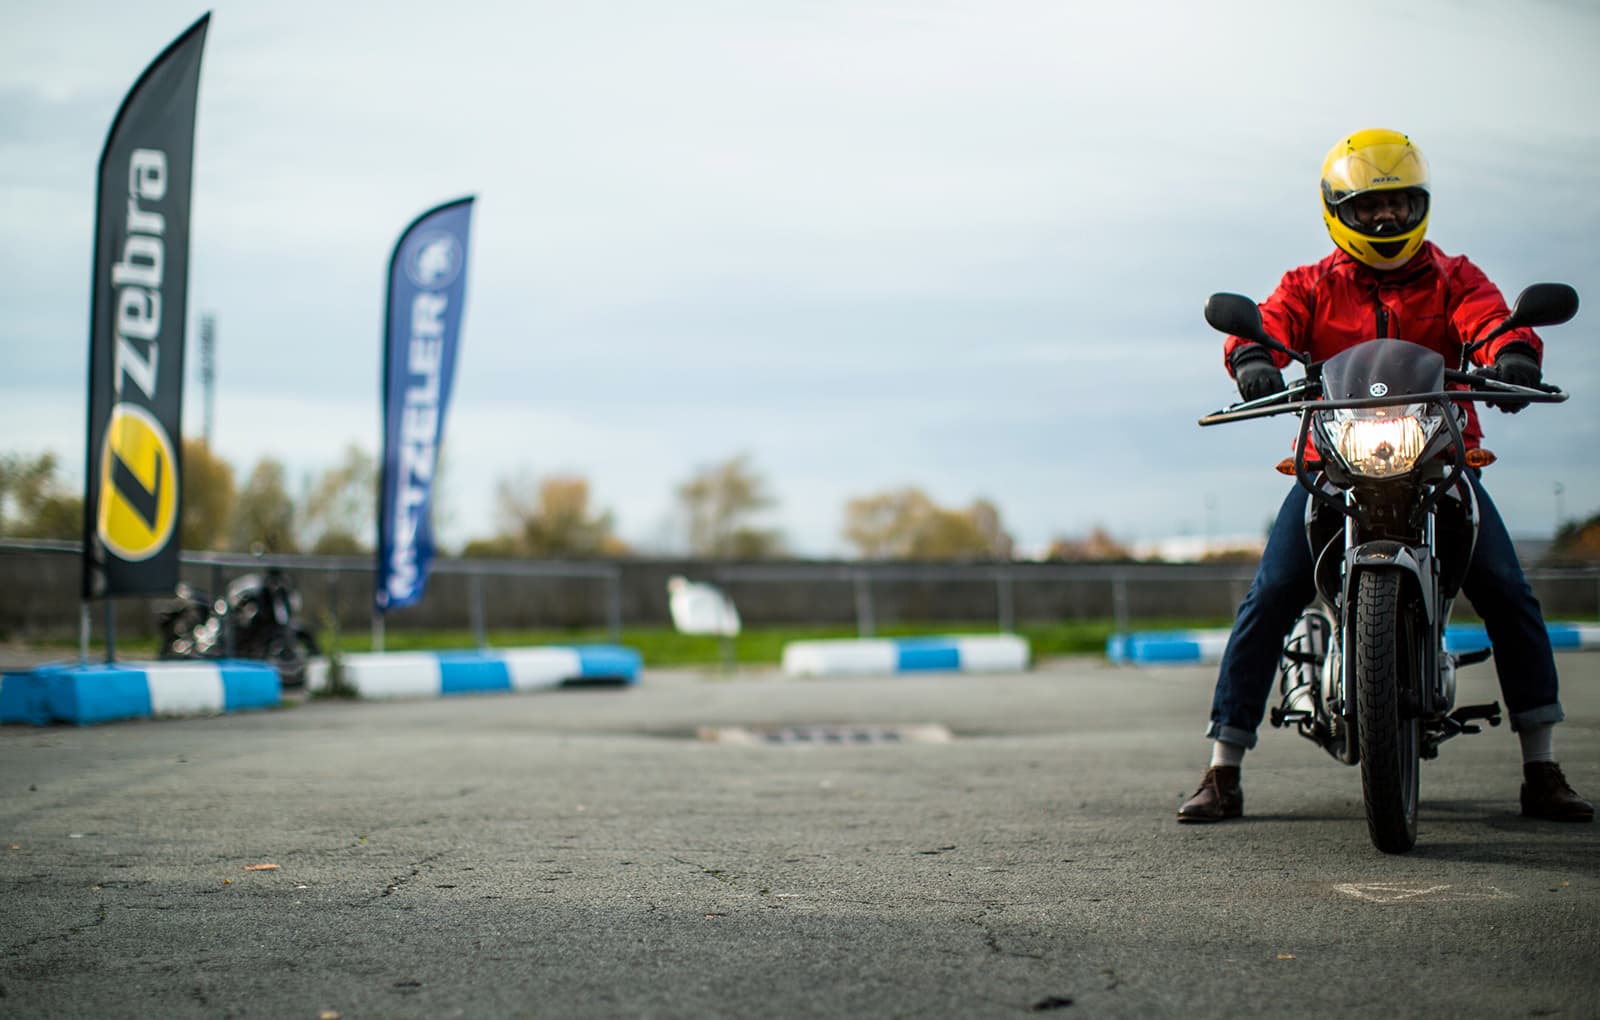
[1269, 707, 1314, 728]
[1422, 702, 1502, 759]
[1450, 701, 1502, 732]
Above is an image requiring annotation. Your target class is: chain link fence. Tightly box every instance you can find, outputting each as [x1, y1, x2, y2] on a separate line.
[3, 540, 1598, 649]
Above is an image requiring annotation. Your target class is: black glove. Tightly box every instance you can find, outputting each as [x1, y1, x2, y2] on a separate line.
[1230, 345, 1285, 402]
[1488, 344, 1541, 414]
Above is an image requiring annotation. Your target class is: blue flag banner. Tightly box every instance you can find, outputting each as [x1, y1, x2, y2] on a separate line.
[376, 197, 474, 611]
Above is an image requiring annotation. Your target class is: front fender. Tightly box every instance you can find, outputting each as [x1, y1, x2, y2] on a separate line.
[1342, 541, 1436, 630]
[1341, 540, 1440, 719]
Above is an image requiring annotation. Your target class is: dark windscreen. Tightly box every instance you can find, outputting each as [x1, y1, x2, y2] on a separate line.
[1321, 338, 1445, 400]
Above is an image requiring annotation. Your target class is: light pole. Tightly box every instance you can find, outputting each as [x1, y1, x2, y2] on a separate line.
[1554, 481, 1566, 537]
[1204, 493, 1218, 553]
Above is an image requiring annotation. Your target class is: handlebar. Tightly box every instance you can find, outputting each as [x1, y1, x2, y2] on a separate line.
[1443, 368, 1564, 394]
[1199, 378, 1567, 427]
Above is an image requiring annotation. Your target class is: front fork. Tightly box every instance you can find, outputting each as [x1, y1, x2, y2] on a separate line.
[1274, 496, 1500, 760]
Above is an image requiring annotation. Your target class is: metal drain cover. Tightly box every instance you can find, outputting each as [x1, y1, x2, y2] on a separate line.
[697, 723, 952, 746]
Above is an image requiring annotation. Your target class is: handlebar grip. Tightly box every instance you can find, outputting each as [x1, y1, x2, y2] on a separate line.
[1449, 368, 1562, 394]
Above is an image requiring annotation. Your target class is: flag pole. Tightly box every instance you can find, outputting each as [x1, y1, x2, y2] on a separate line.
[79, 600, 91, 665]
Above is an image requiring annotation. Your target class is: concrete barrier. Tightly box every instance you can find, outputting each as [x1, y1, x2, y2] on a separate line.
[1105, 629, 1232, 666]
[1107, 622, 1600, 665]
[306, 645, 641, 700]
[781, 634, 1030, 677]
[0, 660, 281, 726]
[1442, 622, 1600, 654]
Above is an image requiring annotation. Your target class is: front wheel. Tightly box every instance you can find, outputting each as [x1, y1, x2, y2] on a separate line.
[264, 631, 314, 689]
[159, 607, 206, 660]
[1354, 571, 1421, 853]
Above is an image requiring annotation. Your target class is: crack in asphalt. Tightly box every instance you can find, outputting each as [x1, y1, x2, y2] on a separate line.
[381, 851, 450, 898]
[967, 909, 1047, 961]
[671, 855, 738, 887]
[9, 902, 109, 953]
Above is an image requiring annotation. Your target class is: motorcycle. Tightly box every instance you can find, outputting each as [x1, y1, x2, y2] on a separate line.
[1199, 282, 1577, 852]
[158, 563, 320, 688]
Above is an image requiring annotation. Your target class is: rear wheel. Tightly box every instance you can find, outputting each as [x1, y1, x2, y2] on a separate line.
[1354, 571, 1420, 853]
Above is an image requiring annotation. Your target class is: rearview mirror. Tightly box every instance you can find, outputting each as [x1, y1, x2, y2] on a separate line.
[1204, 293, 1268, 341]
[1504, 283, 1579, 331]
[1463, 283, 1579, 360]
[1204, 292, 1308, 364]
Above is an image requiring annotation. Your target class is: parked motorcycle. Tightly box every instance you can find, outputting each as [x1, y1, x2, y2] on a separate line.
[158, 564, 320, 688]
[158, 584, 227, 660]
[1198, 283, 1577, 852]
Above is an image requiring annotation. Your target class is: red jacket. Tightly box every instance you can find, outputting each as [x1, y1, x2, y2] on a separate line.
[1224, 241, 1542, 450]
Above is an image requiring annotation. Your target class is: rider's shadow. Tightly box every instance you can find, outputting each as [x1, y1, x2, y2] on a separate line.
[1403, 801, 1599, 865]
[1226, 800, 1598, 866]
[1218, 809, 1359, 824]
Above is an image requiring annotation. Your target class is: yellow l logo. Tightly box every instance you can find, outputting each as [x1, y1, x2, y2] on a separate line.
[97, 403, 179, 561]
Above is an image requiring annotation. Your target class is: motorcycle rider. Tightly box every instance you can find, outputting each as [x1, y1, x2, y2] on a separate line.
[1178, 128, 1593, 824]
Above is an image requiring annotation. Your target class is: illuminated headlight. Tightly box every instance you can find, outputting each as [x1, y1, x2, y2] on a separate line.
[1317, 404, 1442, 478]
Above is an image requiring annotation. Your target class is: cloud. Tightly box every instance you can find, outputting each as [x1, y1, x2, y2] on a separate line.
[2, 0, 1598, 558]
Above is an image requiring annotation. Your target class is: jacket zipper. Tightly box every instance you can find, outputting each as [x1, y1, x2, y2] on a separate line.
[1375, 299, 1390, 338]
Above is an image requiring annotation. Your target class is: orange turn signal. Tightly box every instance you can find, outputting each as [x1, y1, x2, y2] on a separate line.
[1275, 456, 1321, 475]
[1465, 448, 1497, 468]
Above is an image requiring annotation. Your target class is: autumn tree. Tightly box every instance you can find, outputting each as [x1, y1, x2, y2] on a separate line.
[469, 472, 627, 558]
[1044, 526, 1132, 562]
[179, 439, 236, 550]
[841, 488, 1013, 560]
[967, 500, 1013, 558]
[302, 443, 375, 554]
[0, 452, 81, 540]
[842, 488, 933, 559]
[1545, 512, 1600, 565]
[230, 457, 299, 552]
[676, 453, 785, 558]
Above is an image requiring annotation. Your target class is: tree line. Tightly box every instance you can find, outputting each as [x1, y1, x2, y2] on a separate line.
[0, 447, 1022, 560]
[6, 447, 1597, 563]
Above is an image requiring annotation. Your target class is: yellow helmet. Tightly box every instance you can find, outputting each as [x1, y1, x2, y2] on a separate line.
[1320, 129, 1430, 270]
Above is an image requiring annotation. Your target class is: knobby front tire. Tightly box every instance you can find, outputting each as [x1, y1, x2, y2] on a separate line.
[1354, 570, 1421, 853]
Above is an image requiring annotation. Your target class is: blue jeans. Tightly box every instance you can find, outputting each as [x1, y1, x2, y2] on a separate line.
[1206, 472, 1563, 748]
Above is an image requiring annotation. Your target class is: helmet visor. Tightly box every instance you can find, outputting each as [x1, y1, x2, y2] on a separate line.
[1331, 187, 1429, 237]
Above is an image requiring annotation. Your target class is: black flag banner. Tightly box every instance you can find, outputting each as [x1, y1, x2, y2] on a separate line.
[82, 14, 209, 598]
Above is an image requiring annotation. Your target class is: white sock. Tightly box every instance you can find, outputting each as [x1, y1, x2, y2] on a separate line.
[1210, 741, 1246, 769]
[1519, 724, 1555, 765]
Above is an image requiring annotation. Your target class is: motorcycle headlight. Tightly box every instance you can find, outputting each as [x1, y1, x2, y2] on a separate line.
[1317, 403, 1443, 479]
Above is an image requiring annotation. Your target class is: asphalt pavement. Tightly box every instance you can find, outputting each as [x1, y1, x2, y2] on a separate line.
[3, 652, 1599, 1019]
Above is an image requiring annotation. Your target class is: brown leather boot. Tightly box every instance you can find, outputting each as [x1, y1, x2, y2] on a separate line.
[1521, 762, 1594, 822]
[1177, 766, 1242, 823]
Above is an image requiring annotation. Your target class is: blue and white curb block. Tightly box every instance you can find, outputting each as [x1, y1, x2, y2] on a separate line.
[307, 645, 641, 700]
[782, 634, 1030, 677]
[0, 660, 281, 726]
[1442, 623, 1600, 655]
[1107, 622, 1600, 666]
[1106, 629, 1232, 666]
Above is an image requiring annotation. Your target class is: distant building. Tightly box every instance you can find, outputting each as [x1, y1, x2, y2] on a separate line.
[1130, 534, 1553, 566]
[1511, 536, 1552, 565]
[1131, 534, 1267, 564]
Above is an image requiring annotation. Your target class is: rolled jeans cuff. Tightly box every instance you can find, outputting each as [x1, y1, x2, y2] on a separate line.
[1509, 702, 1565, 733]
[1205, 722, 1258, 750]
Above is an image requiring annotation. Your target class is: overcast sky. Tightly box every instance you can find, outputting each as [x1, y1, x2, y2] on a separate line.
[4, 0, 1598, 556]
